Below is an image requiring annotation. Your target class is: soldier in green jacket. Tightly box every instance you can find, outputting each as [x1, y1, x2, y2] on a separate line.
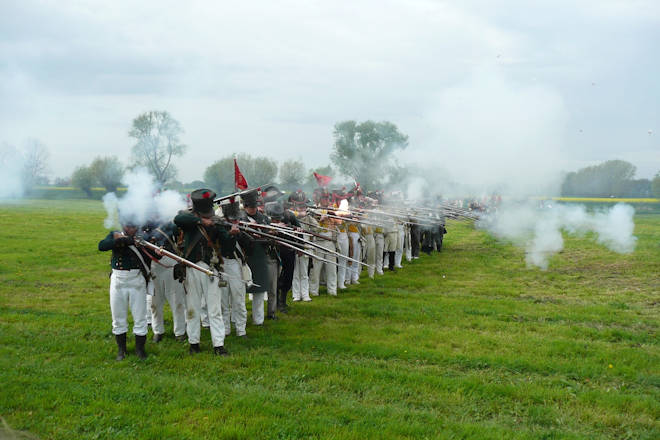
[174, 189, 239, 356]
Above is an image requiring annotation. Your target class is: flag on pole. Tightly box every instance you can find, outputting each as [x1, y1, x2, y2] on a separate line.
[313, 172, 332, 187]
[234, 158, 248, 190]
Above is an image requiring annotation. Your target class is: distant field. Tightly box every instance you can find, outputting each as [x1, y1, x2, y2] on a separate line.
[1, 200, 658, 439]
[554, 197, 660, 203]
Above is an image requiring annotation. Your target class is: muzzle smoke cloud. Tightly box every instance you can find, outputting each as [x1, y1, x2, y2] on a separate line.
[480, 202, 637, 270]
[103, 168, 187, 229]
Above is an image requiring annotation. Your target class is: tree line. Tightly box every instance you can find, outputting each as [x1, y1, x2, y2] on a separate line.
[5, 110, 660, 199]
[561, 160, 659, 198]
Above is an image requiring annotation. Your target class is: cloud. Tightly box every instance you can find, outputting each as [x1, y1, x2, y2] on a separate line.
[1, 0, 658, 181]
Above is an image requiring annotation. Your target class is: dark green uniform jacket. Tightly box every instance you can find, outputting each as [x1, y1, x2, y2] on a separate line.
[240, 210, 273, 293]
[173, 212, 236, 265]
[98, 232, 148, 271]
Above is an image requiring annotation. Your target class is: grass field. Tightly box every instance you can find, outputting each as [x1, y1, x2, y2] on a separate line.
[1, 200, 658, 439]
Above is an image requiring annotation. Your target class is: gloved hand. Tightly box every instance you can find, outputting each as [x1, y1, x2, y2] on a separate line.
[115, 236, 134, 246]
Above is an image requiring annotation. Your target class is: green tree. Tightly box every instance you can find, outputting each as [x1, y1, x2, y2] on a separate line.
[71, 166, 95, 198]
[561, 159, 637, 197]
[204, 154, 278, 195]
[652, 172, 660, 198]
[279, 159, 306, 191]
[90, 156, 124, 193]
[129, 111, 187, 186]
[331, 120, 408, 190]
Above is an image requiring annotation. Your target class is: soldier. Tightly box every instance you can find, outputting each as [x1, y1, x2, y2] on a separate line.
[383, 218, 398, 271]
[346, 219, 361, 284]
[360, 211, 376, 279]
[98, 217, 151, 360]
[219, 197, 249, 338]
[410, 220, 421, 259]
[336, 217, 349, 289]
[142, 221, 187, 342]
[267, 199, 300, 314]
[309, 200, 338, 296]
[289, 190, 313, 302]
[374, 222, 385, 275]
[240, 189, 276, 324]
[174, 189, 239, 356]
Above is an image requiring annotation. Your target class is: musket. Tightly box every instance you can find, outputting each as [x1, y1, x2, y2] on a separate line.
[135, 237, 258, 286]
[212, 183, 272, 204]
[235, 223, 340, 267]
[307, 208, 385, 227]
[236, 221, 373, 269]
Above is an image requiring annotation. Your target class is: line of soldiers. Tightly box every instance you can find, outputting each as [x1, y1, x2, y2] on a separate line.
[99, 186, 448, 360]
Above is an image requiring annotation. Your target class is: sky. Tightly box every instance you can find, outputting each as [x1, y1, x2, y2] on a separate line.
[1, 0, 659, 188]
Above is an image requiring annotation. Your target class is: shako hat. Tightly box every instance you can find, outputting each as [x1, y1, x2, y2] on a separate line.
[262, 184, 284, 203]
[289, 190, 307, 209]
[219, 196, 240, 221]
[265, 201, 284, 220]
[241, 189, 259, 208]
[190, 189, 216, 218]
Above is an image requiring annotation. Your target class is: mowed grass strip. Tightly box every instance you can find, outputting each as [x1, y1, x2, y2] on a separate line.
[0, 200, 658, 439]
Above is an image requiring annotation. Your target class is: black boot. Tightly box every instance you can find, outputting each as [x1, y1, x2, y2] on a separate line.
[278, 289, 288, 313]
[115, 333, 127, 361]
[135, 334, 147, 359]
[153, 333, 164, 343]
[388, 252, 396, 271]
[189, 343, 201, 354]
[214, 345, 229, 356]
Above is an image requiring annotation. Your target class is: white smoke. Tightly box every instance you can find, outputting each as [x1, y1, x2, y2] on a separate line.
[0, 144, 25, 199]
[102, 192, 119, 229]
[480, 202, 637, 270]
[103, 168, 187, 229]
[405, 177, 426, 203]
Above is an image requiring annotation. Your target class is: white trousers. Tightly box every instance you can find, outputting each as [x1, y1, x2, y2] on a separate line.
[150, 256, 186, 337]
[404, 226, 412, 262]
[374, 233, 384, 275]
[348, 231, 361, 283]
[251, 291, 266, 325]
[292, 254, 310, 300]
[364, 234, 376, 278]
[309, 240, 337, 295]
[221, 258, 247, 336]
[110, 269, 148, 336]
[395, 226, 405, 268]
[337, 232, 349, 288]
[184, 261, 226, 347]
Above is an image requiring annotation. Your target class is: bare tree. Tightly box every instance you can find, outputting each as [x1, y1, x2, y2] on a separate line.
[22, 139, 50, 187]
[129, 111, 187, 186]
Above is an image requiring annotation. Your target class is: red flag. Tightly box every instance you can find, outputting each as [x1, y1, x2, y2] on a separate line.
[234, 158, 248, 190]
[313, 172, 332, 187]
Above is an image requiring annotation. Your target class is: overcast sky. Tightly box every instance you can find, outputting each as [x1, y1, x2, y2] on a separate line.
[1, 0, 659, 187]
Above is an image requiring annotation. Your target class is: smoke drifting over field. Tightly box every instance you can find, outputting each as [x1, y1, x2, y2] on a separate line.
[102, 169, 186, 229]
[0, 146, 25, 200]
[479, 202, 637, 269]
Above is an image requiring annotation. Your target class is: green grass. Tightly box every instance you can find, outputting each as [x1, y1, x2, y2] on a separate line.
[1, 200, 658, 439]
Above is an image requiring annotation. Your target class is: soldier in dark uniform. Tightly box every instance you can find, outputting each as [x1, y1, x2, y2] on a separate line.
[174, 189, 239, 356]
[410, 219, 421, 259]
[98, 218, 151, 360]
[267, 199, 300, 313]
[240, 189, 275, 324]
